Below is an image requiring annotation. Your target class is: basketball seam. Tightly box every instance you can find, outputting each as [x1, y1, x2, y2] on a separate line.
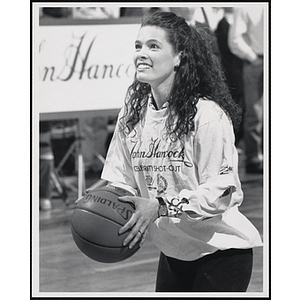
[88, 187, 135, 207]
[71, 225, 133, 250]
[73, 207, 127, 227]
[72, 224, 139, 263]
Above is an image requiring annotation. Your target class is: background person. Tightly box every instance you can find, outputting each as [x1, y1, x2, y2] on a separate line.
[72, 7, 120, 19]
[39, 121, 54, 211]
[228, 6, 264, 174]
[215, 7, 245, 146]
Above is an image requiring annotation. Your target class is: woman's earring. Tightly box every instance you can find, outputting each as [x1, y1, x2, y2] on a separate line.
[174, 51, 182, 71]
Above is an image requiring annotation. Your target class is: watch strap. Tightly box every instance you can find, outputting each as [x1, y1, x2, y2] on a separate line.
[156, 196, 168, 217]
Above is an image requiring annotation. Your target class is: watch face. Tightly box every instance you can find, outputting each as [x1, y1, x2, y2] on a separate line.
[159, 204, 168, 216]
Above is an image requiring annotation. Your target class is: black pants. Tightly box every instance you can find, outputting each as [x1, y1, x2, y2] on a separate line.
[156, 248, 253, 292]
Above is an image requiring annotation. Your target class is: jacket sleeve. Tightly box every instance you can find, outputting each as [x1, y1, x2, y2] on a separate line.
[101, 111, 138, 196]
[164, 111, 243, 220]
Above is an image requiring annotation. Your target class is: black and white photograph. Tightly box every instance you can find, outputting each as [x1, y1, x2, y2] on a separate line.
[31, 1, 270, 298]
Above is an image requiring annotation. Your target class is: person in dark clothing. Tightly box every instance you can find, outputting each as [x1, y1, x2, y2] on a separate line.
[215, 8, 244, 145]
[39, 121, 54, 210]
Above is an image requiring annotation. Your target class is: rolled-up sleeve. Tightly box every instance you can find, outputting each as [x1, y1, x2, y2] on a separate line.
[165, 111, 242, 219]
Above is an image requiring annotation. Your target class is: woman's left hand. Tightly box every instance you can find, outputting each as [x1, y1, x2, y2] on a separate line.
[118, 196, 159, 249]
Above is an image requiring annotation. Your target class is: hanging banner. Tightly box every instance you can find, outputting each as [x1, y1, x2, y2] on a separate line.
[36, 22, 140, 114]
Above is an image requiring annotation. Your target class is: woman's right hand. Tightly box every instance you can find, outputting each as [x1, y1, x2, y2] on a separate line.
[118, 196, 159, 249]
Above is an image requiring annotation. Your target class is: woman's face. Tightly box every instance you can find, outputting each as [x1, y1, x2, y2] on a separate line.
[133, 26, 181, 89]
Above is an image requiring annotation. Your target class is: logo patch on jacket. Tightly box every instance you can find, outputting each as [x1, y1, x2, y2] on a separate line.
[219, 165, 233, 175]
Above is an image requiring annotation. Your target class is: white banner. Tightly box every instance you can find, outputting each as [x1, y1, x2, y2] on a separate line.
[36, 22, 140, 114]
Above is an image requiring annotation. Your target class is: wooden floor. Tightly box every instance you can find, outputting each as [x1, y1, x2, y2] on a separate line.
[37, 156, 267, 296]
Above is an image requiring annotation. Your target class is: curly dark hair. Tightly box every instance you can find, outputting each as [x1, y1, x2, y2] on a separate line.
[120, 11, 241, 140]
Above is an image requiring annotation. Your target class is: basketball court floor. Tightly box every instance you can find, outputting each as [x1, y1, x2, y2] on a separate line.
[36, 156, 266, 295]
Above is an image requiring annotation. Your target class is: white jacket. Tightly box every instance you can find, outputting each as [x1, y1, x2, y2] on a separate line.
[102, 97, 263, 261]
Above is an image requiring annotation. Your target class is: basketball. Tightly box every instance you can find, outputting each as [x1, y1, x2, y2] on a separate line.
[71, 185, 140, 263]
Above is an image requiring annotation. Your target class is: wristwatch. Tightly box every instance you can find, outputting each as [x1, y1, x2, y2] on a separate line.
[156, 196, 168, 217]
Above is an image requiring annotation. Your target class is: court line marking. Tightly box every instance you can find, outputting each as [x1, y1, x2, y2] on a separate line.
[94, 257, 159, 272]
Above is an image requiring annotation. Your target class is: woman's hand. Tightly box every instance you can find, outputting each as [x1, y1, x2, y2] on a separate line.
[118, 196, 159, 249]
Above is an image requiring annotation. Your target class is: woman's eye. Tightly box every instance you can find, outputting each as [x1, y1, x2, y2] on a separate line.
[135, 44, 141, 50]
[150, 44, 159, 49]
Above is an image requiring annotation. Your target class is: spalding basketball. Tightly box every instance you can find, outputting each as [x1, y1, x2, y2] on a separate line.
[71, 185, 140, 263]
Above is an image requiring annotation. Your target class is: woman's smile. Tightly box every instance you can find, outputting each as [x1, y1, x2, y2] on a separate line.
[136, 62, 152, 71]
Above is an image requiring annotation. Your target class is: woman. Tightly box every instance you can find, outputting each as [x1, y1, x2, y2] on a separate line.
[101, 11, 262, 292]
